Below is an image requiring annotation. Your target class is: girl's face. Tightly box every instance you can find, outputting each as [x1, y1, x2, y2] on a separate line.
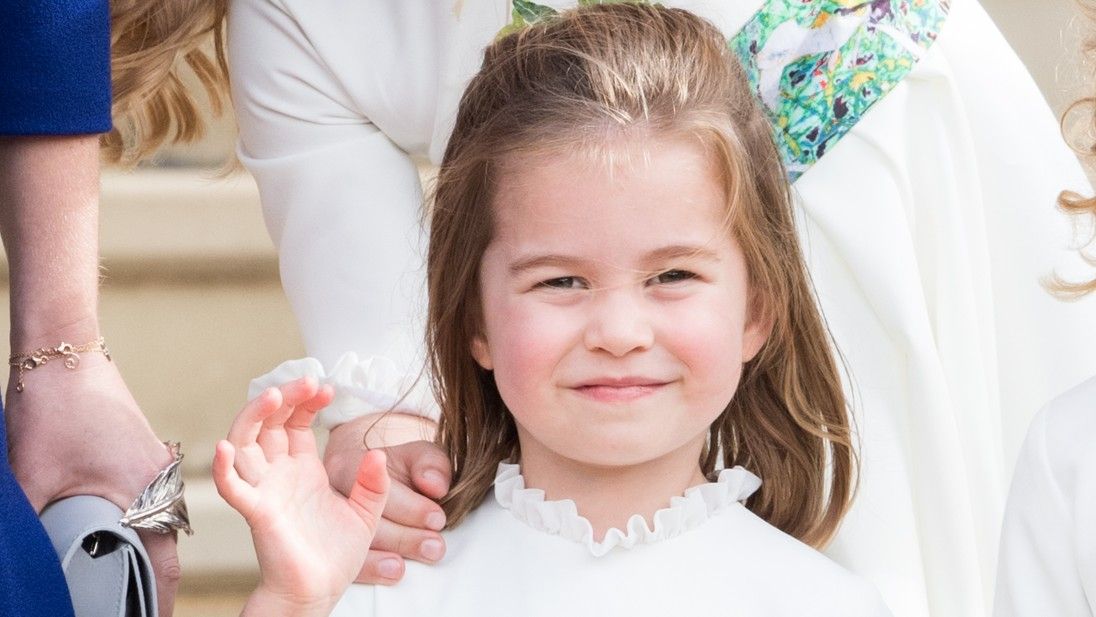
[473, 136, 770, 473]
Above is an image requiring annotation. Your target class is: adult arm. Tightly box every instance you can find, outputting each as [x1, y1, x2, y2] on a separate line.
[229, 0, 452, 583]
[0, 135, 181, 615]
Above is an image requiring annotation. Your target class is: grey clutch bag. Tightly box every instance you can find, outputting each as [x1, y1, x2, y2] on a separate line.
[40, 496, 158, 617]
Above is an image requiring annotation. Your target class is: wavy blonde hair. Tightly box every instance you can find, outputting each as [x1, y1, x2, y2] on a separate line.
[428, 4, 856, 549]
[1050, 188, 1096, 298]
[103, 0, 229, 165]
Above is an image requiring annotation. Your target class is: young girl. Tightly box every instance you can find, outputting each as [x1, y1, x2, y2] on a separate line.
[234, 0, 1096, 610]
[216, 5, 890, 615]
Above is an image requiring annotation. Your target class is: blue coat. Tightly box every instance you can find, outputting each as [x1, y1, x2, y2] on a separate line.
[0, 0, 111, 134]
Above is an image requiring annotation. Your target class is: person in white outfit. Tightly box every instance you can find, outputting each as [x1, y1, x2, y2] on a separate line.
[993, 12, 1096, 609]
[994, 376, 1096, 616]
[228, 1, 1096, 615]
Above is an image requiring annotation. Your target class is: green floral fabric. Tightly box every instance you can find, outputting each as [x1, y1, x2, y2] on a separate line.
[500, 0, 950, 182]
[733, 0, 950, 180]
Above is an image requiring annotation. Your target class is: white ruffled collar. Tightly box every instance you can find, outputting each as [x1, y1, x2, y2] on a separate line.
[492, 462, 762, 557]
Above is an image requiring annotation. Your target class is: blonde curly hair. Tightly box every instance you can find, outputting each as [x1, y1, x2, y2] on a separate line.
[1049, 1, 1096, 297]
[102, 0, 229, 165]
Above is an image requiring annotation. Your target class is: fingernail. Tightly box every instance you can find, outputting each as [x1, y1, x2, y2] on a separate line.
[425, 511, 446, 531]
[420, 539, 444, 561]
[378, 558, 402, 579]
[423, 469, 446, 488]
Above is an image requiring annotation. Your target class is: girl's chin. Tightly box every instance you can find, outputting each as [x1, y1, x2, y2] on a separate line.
[536, 435, 708, 470]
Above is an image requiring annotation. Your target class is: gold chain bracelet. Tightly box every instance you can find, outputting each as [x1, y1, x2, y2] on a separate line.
[8, 337, 111, 393]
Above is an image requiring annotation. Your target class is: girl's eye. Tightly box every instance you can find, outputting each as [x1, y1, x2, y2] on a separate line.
[537, 276, 585, 290]
[651, 269, 697, 285]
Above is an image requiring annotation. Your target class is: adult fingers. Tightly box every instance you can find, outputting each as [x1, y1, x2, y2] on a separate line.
[139, 531, 180, 617]
[385, 440, 452, 500]
[380, 474, 447, 531]
[354, 549, 405, 585]
[370, 514, 447, 565]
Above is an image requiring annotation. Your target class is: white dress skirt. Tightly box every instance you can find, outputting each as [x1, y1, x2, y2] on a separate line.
[230, 1, 1096, 615]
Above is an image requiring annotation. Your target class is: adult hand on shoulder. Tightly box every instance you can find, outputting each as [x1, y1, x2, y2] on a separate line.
[5, 353, 182, 617]
[324, 414, 451, 584]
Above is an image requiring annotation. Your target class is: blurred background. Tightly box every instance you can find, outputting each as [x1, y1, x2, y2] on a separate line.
[1, 1, 1093, 615]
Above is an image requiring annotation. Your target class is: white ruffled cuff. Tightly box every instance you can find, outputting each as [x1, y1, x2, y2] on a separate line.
[248, 352, 439, 430]
[493, 462, 762, 557]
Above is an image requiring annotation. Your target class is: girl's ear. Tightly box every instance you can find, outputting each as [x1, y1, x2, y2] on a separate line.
[471, 335, 494, 370]
[741, 307, 774, 363]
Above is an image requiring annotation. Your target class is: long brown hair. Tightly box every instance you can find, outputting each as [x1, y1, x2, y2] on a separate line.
[428, 4, 856, 548]
[103, 0, 229, 165]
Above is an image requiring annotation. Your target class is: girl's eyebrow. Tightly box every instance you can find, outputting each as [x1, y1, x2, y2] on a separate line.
[644, 244, 721, 264]
[509, 254, 584, 275]
[508, 245, 720, 275]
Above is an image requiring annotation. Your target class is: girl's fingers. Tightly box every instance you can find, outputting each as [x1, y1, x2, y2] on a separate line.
[212, 440, 258, 519]
[293, 383, 334, 417]
[279, 375, 322, 406]
[232, 443, 269, 485]
[347, 450, 390, 536]
[285, 384, 334, 457]
[226, 389, 280, 479]
[257, 377, 322, 458]
[226, 388, 283, 448]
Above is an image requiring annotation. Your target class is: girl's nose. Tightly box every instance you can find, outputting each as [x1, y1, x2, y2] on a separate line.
[582, 289, 655, 357]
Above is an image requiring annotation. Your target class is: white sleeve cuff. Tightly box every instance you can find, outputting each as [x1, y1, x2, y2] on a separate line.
[248, 352, 439, 430]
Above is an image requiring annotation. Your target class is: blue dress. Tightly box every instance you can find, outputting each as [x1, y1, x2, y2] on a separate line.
[0, 1, 109, 614]
[0, 400, 75, 616]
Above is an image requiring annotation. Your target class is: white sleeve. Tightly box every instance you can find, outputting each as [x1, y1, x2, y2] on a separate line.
[228, 0, 434, 426]
[994, 409, 1091, 617]
[330, 584, 377, 617]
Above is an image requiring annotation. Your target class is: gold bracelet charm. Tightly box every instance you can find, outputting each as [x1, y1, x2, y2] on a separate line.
[8, 337, 111, 393]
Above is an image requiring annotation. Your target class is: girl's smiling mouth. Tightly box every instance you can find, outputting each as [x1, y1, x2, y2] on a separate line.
[571, 377, 674, 402]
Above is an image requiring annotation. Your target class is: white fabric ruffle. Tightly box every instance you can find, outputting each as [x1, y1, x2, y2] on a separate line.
[492, 462, 762, 557]
[248, 352, 439, 429]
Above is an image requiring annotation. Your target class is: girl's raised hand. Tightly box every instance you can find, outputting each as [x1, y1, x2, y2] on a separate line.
[212, 377, 389, 617]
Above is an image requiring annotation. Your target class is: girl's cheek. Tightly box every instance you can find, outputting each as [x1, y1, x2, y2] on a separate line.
[489, 297, 583, 378]
[657, 295, 747, 372]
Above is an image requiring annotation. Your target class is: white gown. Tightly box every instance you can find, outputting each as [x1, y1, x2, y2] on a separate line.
[993, 376, 1096, 617]
[330, 464, 892, 617]
[229, 1, 1096, 615]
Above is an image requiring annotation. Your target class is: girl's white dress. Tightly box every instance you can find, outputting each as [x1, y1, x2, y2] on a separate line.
[993, 376, 1096, 617]
[330, 464, 892, 616]
[229, 1, 1096, 616]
